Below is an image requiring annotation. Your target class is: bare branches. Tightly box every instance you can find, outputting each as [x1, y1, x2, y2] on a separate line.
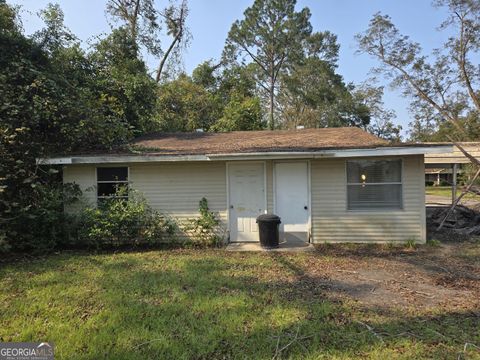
[356, 5, 480, 140]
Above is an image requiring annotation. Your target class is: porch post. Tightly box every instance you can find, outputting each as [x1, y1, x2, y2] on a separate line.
[452, 163, 458, 205]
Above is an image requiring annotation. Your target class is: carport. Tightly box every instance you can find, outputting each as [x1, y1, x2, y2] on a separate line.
[425, 142, 480, 204]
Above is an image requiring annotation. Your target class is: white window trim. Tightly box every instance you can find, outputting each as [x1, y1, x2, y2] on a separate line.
[346, 159, 404, 211]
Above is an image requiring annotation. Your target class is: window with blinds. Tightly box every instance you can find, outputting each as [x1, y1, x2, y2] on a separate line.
[346, 159, 402, 210]
[96, 167, 129, 202]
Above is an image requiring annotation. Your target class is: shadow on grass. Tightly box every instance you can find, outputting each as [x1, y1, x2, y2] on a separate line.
[0, 250, 479, 359]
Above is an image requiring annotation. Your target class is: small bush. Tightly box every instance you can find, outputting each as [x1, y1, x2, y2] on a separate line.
[77, 189, 177, 248]
[183, 198, 224, 248]
[425, 181, 434, 186]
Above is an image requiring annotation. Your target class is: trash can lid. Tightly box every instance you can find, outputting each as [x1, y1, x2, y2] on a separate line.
[256, 214, 281, 223]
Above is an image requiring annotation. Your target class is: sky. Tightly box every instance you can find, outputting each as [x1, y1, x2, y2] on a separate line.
[10, 0, 452, 137]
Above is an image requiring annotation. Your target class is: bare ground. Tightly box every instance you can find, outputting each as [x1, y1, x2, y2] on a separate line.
[273, 241, 480, 312]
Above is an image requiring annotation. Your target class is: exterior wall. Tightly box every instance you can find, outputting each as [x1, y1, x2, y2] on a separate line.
[62, 155, 427, 244]
[63, 161, 228, 239]
[63, 165, 96, 211]
[310, 155, 426, 243]
[129, 162, 227, 224]
[266, 160, 274, 213]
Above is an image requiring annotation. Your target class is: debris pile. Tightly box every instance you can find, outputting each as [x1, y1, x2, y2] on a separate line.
[428, 205, 480, 236]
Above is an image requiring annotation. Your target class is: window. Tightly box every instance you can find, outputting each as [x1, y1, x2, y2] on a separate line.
[97, 167, 128, 201]
[346, 159, 402, 210]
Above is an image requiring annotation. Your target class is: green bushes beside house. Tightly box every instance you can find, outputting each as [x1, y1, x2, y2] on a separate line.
[1, 185, 225, 253]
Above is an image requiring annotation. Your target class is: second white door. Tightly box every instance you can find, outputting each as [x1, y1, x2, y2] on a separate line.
[275, 162, 309, 232]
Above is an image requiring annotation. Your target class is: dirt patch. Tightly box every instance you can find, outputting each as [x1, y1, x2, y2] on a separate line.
[276, 242, 480, 312]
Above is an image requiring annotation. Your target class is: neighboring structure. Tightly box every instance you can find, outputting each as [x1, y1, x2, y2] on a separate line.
[425, 142, 480, 203]
[425, 168, 455, 186]
[39, 128, 452, 244]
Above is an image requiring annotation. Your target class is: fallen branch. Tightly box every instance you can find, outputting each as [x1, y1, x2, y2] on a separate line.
[354, 320, 384, 343]
[272, 327, 314, 360]
[437, 166, 480, 230]
[437, 141, 480, 231]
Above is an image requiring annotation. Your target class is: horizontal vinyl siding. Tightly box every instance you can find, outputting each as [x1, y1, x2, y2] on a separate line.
[311, 155, 426, 243]
[266, 160, 274, 213]
[63, 165, 96, 211]
[129, 162, 227, 224]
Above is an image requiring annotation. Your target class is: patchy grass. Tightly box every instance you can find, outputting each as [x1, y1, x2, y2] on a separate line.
[0, 244, 479, 359]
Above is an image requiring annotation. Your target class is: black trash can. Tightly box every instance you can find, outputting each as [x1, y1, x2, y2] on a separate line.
[256, 214, 281, 249]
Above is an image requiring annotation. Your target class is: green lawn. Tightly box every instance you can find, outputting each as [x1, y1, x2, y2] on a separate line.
[426, 186, 477, 200]
[0, 246, 479, 359]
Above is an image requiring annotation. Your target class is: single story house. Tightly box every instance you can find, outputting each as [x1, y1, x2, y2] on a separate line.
[425, 167, 456, 186]
[39, 128, 452, 244]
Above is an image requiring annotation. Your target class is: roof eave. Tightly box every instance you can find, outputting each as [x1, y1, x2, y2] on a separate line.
[37, 145, 454, 165]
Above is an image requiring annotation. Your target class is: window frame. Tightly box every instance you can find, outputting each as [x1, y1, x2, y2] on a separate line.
[96, 166, 130, 203]
[345, 158, 404, 212]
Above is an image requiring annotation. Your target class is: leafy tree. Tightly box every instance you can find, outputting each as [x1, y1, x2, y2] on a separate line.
[106, 0, 190, 82]
[106, 0, 161, 54]
[0, 2, 83, 251]
[354, 84, 402, 141]
[189, 61, 264, 131]
[356, 0, 480, 141]
[277, 57, 371, 129]
[212, 96, 264, 131]
[89, 27, 159, 137]
[224, 0, 314, 129]
[0, 2, 158, 252]
[156, 74, 218, 131]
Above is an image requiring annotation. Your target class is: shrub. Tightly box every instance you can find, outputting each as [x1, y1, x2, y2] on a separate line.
[425, 181, 434, 186]
[1, 181, 82, 253]
[77, 189, 177, 248]
[183, 198, 224, 248]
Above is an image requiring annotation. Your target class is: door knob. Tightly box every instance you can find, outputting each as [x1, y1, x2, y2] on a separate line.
[230, 205, 234, 209]
[304, 206, 308, 210]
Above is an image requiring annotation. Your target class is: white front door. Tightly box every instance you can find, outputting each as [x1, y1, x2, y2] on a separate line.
[228, 163, 266, 242]
[275, 162, 309, 232]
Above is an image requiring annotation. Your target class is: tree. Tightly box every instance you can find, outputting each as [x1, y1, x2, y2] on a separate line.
[106, 0, 190, 82]
[0, 2, 160, 251]
[212, 96, 264, 131]
[277, 57, 371, 129]
[106, 0, 160, 53]
[191, 61, 265, 132]
[224, 0, 314, 129]
[155, 0, 190, 82]
[354, 84, 402, 141]
[89, 27, 159, 137]
[356, 0, 480, 141]
[155, 74, 218, 131]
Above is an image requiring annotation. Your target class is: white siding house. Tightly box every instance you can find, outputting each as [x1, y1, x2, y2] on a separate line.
[43, 128, 452, 244]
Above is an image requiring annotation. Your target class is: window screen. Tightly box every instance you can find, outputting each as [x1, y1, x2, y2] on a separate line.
[96, 167, 128, 201]
[347, 159, 402, 210]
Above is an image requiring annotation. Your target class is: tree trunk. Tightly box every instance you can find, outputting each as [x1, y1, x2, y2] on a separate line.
[269, 76, 275, 130]
[156, 33, 180, 83]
